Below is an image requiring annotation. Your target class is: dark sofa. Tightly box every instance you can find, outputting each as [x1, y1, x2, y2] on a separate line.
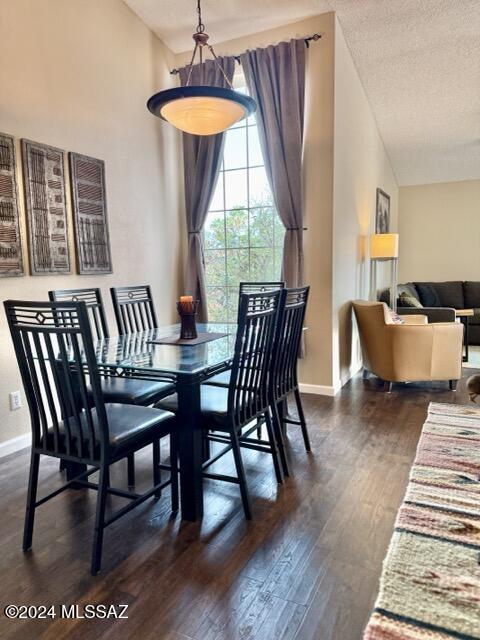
[379, 281, 480, 345]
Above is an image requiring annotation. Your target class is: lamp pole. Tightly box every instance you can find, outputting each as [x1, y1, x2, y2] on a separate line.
[391, 258, 398, 312]
[369, 260, 378, 302]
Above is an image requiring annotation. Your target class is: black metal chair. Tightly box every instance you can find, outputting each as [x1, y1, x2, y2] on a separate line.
[49, 287, 109, 339]
[49, 287, 175, 485]
[110, 285, 158, 335]
[157, 290, 283, 519]
[205, 282, 285, 440]
[4, 299, 178, 575]
[206, 282, 284, 389]
[270, 287, 311, 464]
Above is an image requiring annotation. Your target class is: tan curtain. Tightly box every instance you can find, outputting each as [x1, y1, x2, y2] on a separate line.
[240, 39, 305, 288]
[179, 57, 236, 321]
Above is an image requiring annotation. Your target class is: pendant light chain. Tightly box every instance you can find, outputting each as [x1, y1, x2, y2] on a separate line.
[183, 0, 234, 90]
[196, 0, 205, 33]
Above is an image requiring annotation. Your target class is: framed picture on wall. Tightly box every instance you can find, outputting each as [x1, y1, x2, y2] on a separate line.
[375, 188, 390, 234]
[69, 152, 112, 274]
[21, 139, 71, 275]
[0, 133, 24, 277]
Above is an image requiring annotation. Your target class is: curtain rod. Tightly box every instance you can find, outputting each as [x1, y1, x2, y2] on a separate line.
[169, 33, 321, 75]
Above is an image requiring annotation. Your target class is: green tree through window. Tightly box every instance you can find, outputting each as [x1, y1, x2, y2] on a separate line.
[204, 87, 284, 323]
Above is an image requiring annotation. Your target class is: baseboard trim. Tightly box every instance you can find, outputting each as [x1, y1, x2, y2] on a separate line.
[0, 432, 30, 459]
[300, 362, 363, 397]
[299, 383, 339, 396]
[332, 362, 363, 395]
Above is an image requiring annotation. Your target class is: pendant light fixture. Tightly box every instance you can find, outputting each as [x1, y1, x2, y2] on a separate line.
[147, 0, 256, 136]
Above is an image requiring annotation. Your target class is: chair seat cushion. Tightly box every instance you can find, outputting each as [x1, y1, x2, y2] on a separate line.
[44, 404, 175, 458]
[103, 404, 174, 450]
[93, 377, 175, 406]
[156, 385, 231, 430]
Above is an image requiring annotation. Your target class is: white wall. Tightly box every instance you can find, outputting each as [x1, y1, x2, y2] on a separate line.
[398, 179, 480, 283]
[0, 0, 184, 446]
[332, 18, 399, 389]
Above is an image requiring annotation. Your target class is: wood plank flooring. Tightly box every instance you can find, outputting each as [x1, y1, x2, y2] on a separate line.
[0, 372, 476, 640]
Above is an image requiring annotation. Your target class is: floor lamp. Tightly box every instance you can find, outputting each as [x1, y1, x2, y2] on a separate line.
[369, 233, 399, 311]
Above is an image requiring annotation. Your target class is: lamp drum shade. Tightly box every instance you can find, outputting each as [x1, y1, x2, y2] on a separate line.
[370, 233, 399, 260]
[147, 86, 256, 136]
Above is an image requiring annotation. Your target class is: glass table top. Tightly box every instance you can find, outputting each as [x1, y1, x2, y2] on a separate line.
[93, 323, 237, 376]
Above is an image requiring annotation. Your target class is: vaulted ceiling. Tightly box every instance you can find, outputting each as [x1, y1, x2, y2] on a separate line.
[124, 0, 480, 186]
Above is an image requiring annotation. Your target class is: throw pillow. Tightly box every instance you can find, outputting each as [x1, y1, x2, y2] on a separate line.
[399, 292, 423, 308]
[416, 283, 441, 307]
[398, 283, 420, 301]
[386, 309, 404, 324]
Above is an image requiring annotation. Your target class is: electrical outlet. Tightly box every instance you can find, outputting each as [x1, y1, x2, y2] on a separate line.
[9, 391, 22, 411]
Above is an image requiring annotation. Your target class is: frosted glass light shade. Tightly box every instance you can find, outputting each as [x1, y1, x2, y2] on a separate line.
[370, 233, 399, 259]
[147, 86, 256, 136]
[161, 96, 244, 135]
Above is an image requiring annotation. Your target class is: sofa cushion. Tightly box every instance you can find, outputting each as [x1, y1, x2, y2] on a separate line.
[398, 292, 423, 308]
[469, 309, 480, 325]
[415, 281, 464, 308]
[463, 282, 480, 309]
[415, 283, 441, 307]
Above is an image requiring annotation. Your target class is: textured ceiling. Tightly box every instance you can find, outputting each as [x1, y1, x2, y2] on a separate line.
[124, 0, 480, 185]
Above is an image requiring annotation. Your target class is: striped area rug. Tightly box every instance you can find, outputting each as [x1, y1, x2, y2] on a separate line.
[364, 402, 480, 640]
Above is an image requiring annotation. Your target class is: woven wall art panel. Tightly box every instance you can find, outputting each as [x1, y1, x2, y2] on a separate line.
[0, 133, 24, 276]
[21, 139, 71, 275]
[69, 152, 112, 274]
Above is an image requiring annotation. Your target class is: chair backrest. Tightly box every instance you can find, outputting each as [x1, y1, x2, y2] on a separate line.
[110, 285, 158, 335]
[239, 281, 284, 296]
[352, 300, 391, 372]
[237, 282, 284, 322]
[4, 300, 108, 463]
[49, 287, 109, 340]
[228, 290, 282, 428]
[271, 287, 310, 400]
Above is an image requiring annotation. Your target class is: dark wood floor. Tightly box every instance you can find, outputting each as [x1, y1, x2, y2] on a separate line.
[0, 371, 476, 640]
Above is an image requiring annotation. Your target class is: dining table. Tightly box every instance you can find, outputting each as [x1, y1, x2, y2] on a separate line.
[67, 323, 236, 522]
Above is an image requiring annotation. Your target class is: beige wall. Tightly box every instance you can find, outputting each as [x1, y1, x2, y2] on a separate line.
[176, 14, 337, 391]
[0, 0, 183, 446]
[398, 179, 480, 283]
[332, 19, 398, 388]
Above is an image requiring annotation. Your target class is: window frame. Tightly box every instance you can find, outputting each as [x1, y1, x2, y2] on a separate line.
[203, 80, 284, 323]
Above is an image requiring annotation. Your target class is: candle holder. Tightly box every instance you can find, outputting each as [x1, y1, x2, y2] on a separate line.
[177, 299, 199, 340]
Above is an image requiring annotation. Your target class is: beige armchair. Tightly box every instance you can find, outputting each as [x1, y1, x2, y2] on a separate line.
[352, 301, 463, 391]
